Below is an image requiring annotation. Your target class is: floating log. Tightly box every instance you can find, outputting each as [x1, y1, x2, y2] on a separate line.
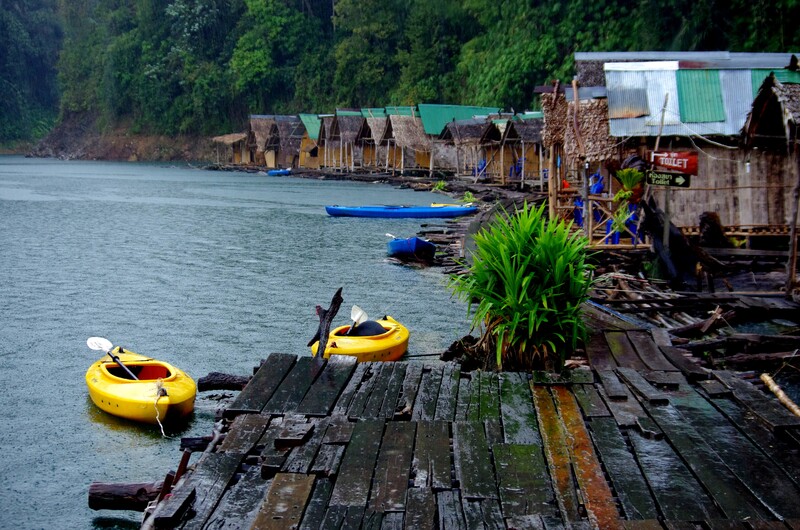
[197, 371, 250, 391]
[761, 373, 800, 417]
[89, 481, 164, 511]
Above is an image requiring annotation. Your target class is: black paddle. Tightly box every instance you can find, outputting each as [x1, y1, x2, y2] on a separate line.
[87, 336, 140, 380]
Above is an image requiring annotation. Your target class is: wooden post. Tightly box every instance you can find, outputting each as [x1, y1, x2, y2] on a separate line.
[785, 138, 800, 297]
[500, 143, 505, 186]
[652, 93, 670, 251]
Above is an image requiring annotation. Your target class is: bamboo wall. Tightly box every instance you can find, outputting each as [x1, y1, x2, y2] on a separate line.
[648, 146, 794, 229]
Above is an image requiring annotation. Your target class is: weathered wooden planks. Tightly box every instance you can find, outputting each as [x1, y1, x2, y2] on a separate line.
[226, 353, 296, 418]
[172, 452, 242, 530]
[531, 385, 581, 523]
[453, 421, 498, 500]
[328, 419, 384, 507]
[499, 372, 543, 444]
[249, 473, 315, 530]
[368, 421, 416, 512]
[551, 386, 622, 529]
[589, 417, 658, 520]
[146, 352, 800, 530]
[412, 420, 451, 490]
[493, 443, 554, 518]
[295, 355, 358, 416]
[262, 356, 326, 414]
[714, 370, 800, 433]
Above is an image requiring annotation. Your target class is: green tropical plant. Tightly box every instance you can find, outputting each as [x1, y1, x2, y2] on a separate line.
[432, 180, 447, 192]
[614, 168, 644, 191]
[462, 190, 476, 203]
[449, 202, 593, 371]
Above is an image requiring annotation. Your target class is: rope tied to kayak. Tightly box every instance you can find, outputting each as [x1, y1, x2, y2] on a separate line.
[154, 378, 169, 438]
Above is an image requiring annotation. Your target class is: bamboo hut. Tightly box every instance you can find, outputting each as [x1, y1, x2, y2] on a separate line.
[298, 114, 323, 169]
[249, 115, 275, 165]
[440, 118, 489, 178]
[601, 56, 799, 232]
[333, 112, 365, 172]
[418, 104, 501, 176]
[385, 114, 428, 173]
[210, 132, 251, 165]
[479, 120, 506, 182]
[742, 72, 800, 289]
[320, 115, 335, 169]
[502, 115, 545, 189]
[274, 115, 303, 168]
[360, 108, 387, 171]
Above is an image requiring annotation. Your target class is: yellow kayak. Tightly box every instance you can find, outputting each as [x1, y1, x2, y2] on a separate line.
[85, 347, 196, 424]
[310, 316, 409, 362]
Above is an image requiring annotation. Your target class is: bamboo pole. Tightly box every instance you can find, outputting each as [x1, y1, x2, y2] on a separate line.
[760, 373, 800, 417]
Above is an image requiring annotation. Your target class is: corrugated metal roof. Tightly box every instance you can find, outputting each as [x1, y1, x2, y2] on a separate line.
[417, 104, 502, 136]
[676, 69, 725, 123]
[751, 69, 800, 95]
[577, 51, 797, 68]
[361, 108, 387, 118]
[299, 114, 321, 141]
[605, 65, 769, 137]
[385, 106, 415, 116]
[564, 87, 607, 101]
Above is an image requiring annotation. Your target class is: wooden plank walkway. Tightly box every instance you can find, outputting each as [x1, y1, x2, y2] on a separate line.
[145, 326, 800, 529]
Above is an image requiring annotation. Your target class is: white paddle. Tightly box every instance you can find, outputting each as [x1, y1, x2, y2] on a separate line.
[87, 336, 139, 380]
[347, 305, 368, 335]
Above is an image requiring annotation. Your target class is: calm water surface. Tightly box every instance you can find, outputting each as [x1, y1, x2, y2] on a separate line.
[0, 156, 469, 529]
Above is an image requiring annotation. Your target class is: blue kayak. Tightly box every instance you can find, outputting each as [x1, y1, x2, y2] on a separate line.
[387, 236, 436, 262]
[267, 168, 291, 176]
[325, 204, 477, 218]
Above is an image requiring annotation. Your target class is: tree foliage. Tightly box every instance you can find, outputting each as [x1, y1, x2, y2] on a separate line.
[4, 0, 800, 142]
[0, 0, 61, 142]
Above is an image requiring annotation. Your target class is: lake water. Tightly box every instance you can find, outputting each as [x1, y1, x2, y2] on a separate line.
[0, 156, 469, 529]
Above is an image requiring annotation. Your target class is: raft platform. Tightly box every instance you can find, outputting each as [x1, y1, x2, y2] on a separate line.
[141, 325, 800, 529]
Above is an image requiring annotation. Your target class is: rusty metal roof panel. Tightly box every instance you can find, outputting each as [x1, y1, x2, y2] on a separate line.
[606, 63, 761, 137]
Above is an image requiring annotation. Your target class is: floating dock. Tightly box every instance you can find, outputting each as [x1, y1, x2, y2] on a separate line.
[138, 321, 800, 529]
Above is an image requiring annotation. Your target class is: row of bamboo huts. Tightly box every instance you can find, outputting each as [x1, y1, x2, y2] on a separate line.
[212, 104, 548, 187]
[212, 51, 800, 243]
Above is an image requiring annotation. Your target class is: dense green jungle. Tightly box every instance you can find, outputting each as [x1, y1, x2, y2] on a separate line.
[3, 0, 800, 145]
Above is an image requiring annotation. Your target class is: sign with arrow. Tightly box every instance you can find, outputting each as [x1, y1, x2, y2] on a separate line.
[646, 170, 691, 188]
[650, 150, 698, 175]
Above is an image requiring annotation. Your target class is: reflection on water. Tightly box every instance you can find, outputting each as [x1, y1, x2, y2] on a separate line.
[0, 156, 469, 529]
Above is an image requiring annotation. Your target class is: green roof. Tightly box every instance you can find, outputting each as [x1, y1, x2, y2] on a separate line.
[336, 109, 362, 116]
[676, 69, 726, 123]
[385, 106, 415, 116]
[515, 111, 543, 120]
[417, 104, 502, 135]
[361, 108, 387, 118]
[751, 69, 800, 95]
[299, 114, 322, 140]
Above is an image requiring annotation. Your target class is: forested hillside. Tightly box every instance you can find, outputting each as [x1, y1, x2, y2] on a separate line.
[3, 0, 800, 144]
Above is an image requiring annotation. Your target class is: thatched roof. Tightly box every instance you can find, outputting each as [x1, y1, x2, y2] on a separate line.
[336, 115, 364, 144]
[390, 115, 431, 151]
[365, 117, 388, 143]
[541, 85, 568, 148]
[212, 132, 247, 145]
[505, 118, 543, 143]
[249, 116, 276, 150]
[275, 116, 303, 154]
[440, 118, 487, 146]
[743, 74, 800, 146]
[565, 98, 616, 163]
[480, 121, 505, 144]
[321, 116, 336, 141]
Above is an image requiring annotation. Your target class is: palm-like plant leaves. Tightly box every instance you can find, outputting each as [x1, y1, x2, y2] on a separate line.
[449, 202, 592, 371]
